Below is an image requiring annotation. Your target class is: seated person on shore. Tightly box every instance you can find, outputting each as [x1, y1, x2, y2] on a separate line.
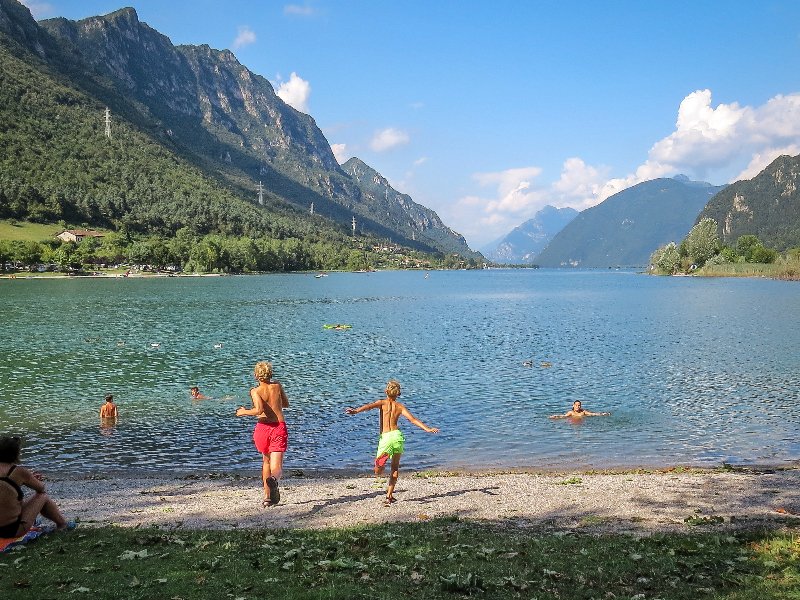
[99, 394, 118, 419]
[549, 400, 610, 419]
[0, 435, 72, 538]
[190, 386, 208, 400]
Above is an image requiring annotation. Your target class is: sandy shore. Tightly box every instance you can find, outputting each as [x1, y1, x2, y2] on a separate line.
[45, 467, 800, 534]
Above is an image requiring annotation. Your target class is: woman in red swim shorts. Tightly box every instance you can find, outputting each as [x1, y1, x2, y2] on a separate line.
[236, 362, 289, 507]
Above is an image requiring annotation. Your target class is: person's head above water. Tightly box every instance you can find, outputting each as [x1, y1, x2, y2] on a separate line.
[104, 394, 114, 403]
[572, 400, 583, 412]
[254, 361, 273, 383]
[385, 380, 401, 399]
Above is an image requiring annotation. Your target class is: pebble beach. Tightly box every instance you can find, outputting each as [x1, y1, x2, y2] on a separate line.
[45, 467, 800, 534]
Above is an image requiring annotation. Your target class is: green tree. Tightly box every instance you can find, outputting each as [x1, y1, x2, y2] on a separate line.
[13, 240, 44, 268]
[735, 235, 761, 262]
[750, 245, 778, 264]
[656, 242, 681, 274]
[683, 218, 720, 267]
[0, 240, 12, 272]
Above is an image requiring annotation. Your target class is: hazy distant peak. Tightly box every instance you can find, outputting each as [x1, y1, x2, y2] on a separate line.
[671, 174, 714, 188]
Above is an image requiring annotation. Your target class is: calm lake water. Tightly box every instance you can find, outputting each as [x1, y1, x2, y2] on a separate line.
[1, 270, 799, 476]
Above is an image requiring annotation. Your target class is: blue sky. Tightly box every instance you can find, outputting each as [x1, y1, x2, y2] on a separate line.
[21, 0, 800, 248]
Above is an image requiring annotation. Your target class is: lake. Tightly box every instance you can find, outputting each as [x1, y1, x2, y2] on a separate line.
[1, 270, 798, 475]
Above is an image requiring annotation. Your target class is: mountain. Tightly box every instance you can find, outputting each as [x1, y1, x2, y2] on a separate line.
[697, 154, 800, 251]
[341, 158, 476, 256]
[0, 1, 474, 256]
[481, 205, 578, 264]
[535, 176, 725, 267]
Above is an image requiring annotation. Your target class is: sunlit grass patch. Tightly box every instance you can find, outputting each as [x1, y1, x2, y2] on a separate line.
[1, 521, 800, 599]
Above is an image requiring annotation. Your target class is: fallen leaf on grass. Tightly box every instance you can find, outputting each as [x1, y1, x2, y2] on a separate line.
[120, 549, 151, 560]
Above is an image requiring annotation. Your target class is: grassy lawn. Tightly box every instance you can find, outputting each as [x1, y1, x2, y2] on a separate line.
[2, 519, 800, 599]
[0, 220, 67, 242]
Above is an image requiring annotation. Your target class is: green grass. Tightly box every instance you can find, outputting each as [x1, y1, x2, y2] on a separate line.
[0, 220, 67, 242]
[2, 520, 800, 599]
[698, 259, 800, 280]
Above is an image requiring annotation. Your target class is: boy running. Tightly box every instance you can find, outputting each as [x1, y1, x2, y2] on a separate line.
[346, 380, 438, 506]
[236, 362, 289, 507]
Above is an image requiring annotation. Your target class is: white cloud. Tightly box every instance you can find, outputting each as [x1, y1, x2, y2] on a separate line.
[19, 0, 54, 18]
[603, 90, 800, 197]
[413, 156, 428, 166]
[276, 72, 311, 113]
[473, 166, 544, 214]
[284, 4, 317, 16]
[370, 128, 410, 152]
[232, 26, 257, 50]
[734, 144, 800, 181]
[331, 143, 349, 164]
[456, 89, 800, 248]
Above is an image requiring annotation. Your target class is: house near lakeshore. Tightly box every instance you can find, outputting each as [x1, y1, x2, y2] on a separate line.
[55, 229, 105, 243]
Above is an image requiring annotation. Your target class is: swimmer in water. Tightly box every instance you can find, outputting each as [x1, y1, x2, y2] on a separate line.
[549, 400, 610, 419]
[190, 386, 208, 400]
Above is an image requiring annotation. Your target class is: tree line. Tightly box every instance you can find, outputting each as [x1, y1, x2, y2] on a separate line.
[0, 229, 480, 274]
[649, 217, 793, 275]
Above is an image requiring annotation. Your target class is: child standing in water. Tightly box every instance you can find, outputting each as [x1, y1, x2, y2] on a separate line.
[236, 362, 289, 507]
[346, 380, 438, 506]
[99, 394, 118, 419]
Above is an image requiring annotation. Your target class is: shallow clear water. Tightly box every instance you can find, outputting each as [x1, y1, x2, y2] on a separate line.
[1, 270, 798, 475]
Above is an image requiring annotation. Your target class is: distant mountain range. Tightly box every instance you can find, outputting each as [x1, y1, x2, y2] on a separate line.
[535, 176, 725, 267]
[0, 0, 477, 257]
[697, 154, 800, 251]
[481, 205, 577, 264]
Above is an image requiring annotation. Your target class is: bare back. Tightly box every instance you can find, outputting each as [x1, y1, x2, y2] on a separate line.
[379, 398, 407, 433]
[250, 381, 288, 424]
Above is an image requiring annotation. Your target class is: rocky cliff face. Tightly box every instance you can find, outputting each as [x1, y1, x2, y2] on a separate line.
[32, 4, 473, 255]
[40, 9, 340, 175]
[342, 157, 475, 256]
[697, 154, 800, 250]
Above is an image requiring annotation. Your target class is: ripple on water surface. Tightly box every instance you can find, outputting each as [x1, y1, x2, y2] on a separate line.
[1, 271, 799, 474]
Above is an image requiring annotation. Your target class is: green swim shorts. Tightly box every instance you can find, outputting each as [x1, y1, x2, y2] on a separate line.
[376, 429, 405, 458]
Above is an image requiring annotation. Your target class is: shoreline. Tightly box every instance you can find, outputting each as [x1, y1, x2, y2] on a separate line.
[44, 466, 800, 534]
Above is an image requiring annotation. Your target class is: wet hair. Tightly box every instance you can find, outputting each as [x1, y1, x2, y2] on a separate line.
[104, 394, 114, 402]
[385, 380, 401, 398]
[254, 361, 273, 382]
[0, 436, 22, 463]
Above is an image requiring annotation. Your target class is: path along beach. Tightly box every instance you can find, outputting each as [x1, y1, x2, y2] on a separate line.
[46, 467, 800, 534]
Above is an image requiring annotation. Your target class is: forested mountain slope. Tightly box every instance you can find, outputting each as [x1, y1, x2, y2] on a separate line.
[0, 0, 475, 256]
[697, 154, 800, 251]
[536, 176, 724, 267]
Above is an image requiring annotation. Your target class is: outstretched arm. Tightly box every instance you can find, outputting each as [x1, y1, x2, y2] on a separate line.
[583, 410, 611, 416]
[345, 400, 383, 415]
[401, 406, 439, 433]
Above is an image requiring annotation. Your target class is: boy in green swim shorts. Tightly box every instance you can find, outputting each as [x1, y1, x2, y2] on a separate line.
[346, 380, 439, 506]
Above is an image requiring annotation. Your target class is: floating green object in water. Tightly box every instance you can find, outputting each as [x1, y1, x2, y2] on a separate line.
[323, 324, 352, 330]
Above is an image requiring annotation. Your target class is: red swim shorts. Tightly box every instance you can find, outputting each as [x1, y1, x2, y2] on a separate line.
[253, 421, 288, 454]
